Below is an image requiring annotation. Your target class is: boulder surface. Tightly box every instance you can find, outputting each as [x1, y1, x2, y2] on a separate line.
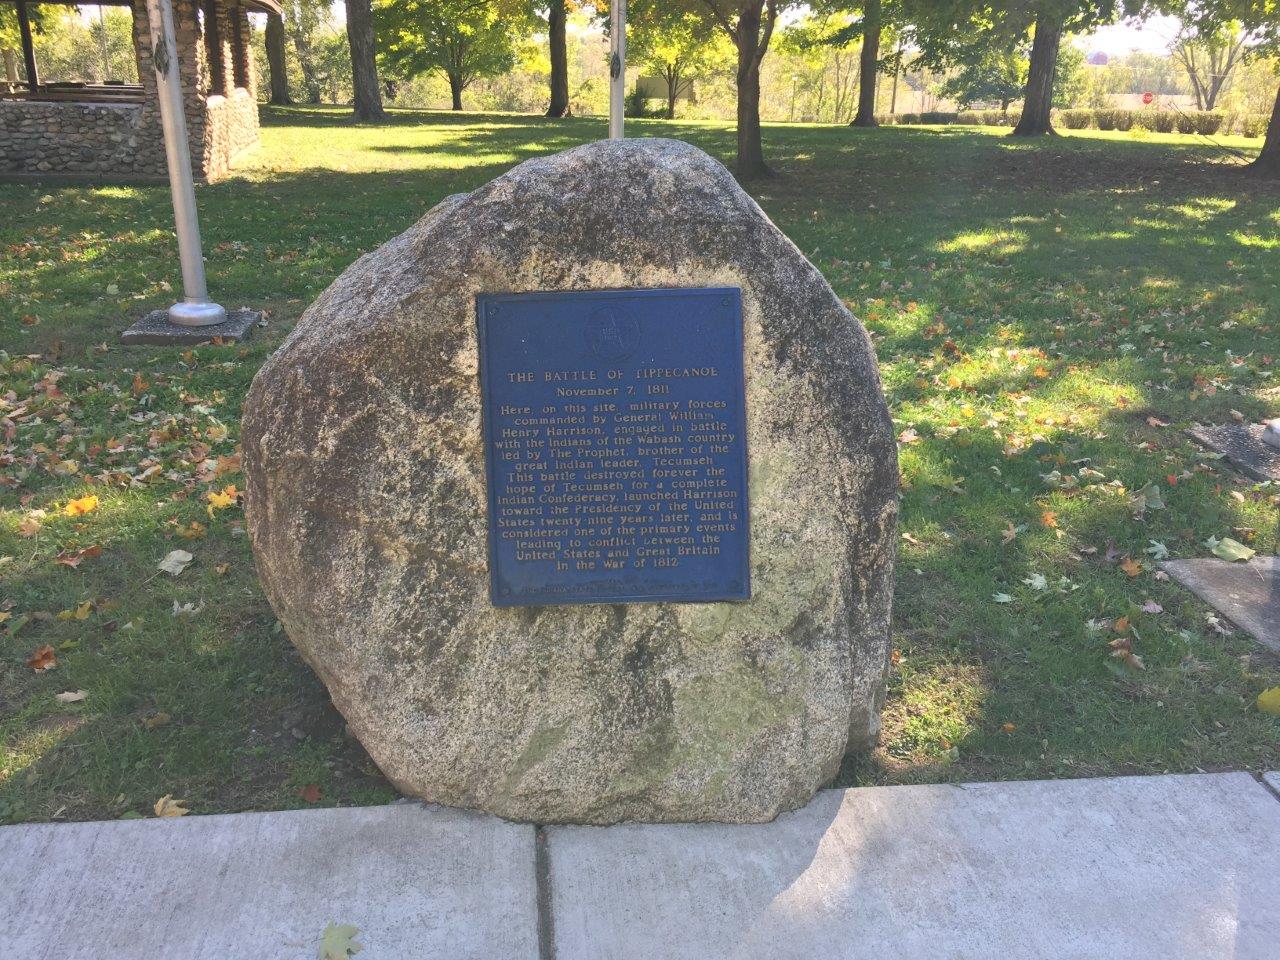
[242, 138, 898, 824]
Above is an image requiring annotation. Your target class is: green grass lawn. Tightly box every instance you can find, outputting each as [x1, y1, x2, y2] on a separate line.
[2, 108, 1278, 823]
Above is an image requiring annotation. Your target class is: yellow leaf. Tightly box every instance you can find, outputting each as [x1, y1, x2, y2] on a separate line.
[56, 600, 93, 621]
[153, 794, 189, 818]
[1120, 556, 1143, 577]
[206, 484, 239, 516]
[63, 495, 99, 517]
[1258, 687, 1280, 715]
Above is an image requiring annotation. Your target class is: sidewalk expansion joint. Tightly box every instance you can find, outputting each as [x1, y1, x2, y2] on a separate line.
[1258, 773, 1280, 804]
[535, 825, 556, 960]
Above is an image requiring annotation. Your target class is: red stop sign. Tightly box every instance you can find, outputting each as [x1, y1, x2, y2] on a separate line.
[1142, 92, 1154, 105]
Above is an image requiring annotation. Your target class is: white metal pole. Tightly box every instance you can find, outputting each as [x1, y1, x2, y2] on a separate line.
[608, 0, 625, 139]
[145, 0, 226, 326]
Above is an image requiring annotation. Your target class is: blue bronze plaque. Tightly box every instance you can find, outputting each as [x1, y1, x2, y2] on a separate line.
[477, 287, 749, 606]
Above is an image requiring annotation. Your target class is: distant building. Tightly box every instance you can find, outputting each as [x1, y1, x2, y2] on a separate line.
[1, 0, 277, 181]
[1086, 51, 1110, 66]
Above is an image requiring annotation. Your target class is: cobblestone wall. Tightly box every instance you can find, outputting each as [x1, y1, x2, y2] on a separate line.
[203, 87, 259, 180]
[0, 101, 164, 176]
[0, 0, 259, 180]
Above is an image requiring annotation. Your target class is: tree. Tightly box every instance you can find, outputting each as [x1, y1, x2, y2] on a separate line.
[1170, 0, 1280, 176]
[266, 12, 292, 104]
[282, 0, 331, 105]
[544, 0, 569, 115]
[911, 0, 1140, 136]
[1172, 22, 1249, 111]
[378, 0, 524, 110]
[670, 1, 804, 178]
[627, 0, 731, 118]
[1053, 39, 1087, 106]
[778, 11, 862, 123]
[815, 0, 905, 126]
[937, 38, 1027, 111]
[346, 0, 386, 120]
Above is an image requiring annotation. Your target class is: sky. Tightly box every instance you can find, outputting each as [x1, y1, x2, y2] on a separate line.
[1080, 15, 1183, 58]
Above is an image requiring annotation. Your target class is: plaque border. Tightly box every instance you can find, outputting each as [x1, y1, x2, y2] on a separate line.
[476, 286, 751, 607]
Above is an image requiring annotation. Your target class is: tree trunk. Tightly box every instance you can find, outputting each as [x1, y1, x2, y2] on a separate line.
[851, 0, 880, 127]
[734, 4, 772, 178]
[736, 51, 770, 177]
[1012, 14, 1061, 136]
[545, 0, 569, 118]
[889, 40, 901, 115]
[2, 48, 17, 89]
[1251, 83, 1280, 178]
[265, 12, 291, 105]
[666, 66, 678, 119]
[449, 72, 464, 111]
[345, 0, 385, 121]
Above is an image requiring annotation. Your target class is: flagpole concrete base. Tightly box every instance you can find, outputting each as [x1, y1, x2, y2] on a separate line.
[121, 307, 261, 345]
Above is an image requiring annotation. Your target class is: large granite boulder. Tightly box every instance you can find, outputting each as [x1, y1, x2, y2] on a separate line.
[242, 138, 898, 824]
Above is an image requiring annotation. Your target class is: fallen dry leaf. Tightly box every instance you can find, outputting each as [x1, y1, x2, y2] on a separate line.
[63, 495, 99, 517]
[55, 544, 102, 569]
[1120, 556, 1143, 577]
[153, 794, 189, 818]
[55, 690, 88, 703]
[1108, 635, 1145, 670]
[56, 600, 93, 621]
[158, 550, 193, 576]
[298, 783, 322, 804]
[26, 644, 57, 672]
[318, 923, 362, 960]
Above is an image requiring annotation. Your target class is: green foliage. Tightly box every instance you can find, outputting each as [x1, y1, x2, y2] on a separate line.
[0, 4, 136, 85]
[1134, 109, 1173, 132]
[1059, 108, 1092, 128]
[1240, 112, 1270, 136]
[625, 0, 732, 117]
[1053, 42, 1088, 108]
[939, 44, 1026, 110]
[376, 0, 531, 100]
[1093, 107, 1135, 130]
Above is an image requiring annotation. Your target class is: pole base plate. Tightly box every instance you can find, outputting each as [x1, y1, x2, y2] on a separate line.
[121, 308, 262, 346]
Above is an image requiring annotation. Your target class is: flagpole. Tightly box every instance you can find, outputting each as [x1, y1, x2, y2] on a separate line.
[146, 0, 225, 327]
[609, 0, 626, 139]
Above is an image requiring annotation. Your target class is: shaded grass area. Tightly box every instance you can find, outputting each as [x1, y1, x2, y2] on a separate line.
[1, 108, 1278, 822]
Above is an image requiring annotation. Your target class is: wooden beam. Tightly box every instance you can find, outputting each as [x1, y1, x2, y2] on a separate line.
[15, 0, 38, 91]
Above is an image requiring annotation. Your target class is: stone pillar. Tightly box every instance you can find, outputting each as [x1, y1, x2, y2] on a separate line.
[231, 2, 256, 99]
[211, 0, 238, 96]
[131, 0, 211, 178]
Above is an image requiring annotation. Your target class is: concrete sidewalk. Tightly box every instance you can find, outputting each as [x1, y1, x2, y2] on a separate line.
[2, 772, 1278, 960]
